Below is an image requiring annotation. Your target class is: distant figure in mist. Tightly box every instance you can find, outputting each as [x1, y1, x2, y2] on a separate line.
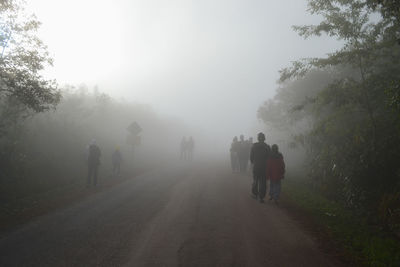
[187, 136, 195, 160]
[250, 132, 270, 203]
[180, 137, 187, 160]
[112, 147, 122, 177]
[267, 144, 285, 204]
[230, 136, 240, 172]
[238, 135, 249, 173]
[246, 137, 253, 172]
[87, 139, 101, 187]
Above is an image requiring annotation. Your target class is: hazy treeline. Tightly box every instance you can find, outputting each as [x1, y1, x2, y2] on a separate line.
[0, 85, 189, 202]
[259, 0, 400, 229]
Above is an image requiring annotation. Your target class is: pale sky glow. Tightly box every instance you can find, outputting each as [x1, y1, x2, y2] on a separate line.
[27, 0, 341, 140]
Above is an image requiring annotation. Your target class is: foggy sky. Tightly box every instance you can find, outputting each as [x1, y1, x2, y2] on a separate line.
[27, 0, 341, 141]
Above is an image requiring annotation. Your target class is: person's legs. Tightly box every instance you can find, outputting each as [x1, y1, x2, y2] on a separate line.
[273, 180, 281, 201]
[93, 166, 98, 186]
[235, 157, 239, 171]
[240, 159, 246, 173]
[112, 163, 116, 176]
[269, 180, 273, 200]
[252, 174, 258, 197]
[87, 165, 93, 187]
[258, 176, 267, 201]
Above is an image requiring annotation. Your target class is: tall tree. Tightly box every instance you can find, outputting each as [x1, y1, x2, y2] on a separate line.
[0, 0, 60, 130]
[263, 0, 400, 212]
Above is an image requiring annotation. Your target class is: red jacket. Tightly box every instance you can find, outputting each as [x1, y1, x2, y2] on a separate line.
[266, 153, 285, 181]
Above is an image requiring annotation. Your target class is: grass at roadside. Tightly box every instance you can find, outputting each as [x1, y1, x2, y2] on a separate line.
[282, 176, 400, 267]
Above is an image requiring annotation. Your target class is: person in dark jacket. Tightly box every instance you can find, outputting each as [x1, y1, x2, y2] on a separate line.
[250, 132, 270, 202]
[112, 147, 122, 177]
[238, 134, 248, 173]
[87, 139, 101, 187]
[267, 144, 285, 204]
[187, 136, 195, 160]
[246, 137, 253, 173]
[230, 136, 240, 172]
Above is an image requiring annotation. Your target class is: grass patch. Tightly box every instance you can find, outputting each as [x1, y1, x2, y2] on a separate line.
[283, 176, 400, 266]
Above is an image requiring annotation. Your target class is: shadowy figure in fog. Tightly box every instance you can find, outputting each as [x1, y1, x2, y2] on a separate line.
[87, 139, 101, 187]
[238, 135, 249, 173]
[180, 137, 187, 160]
[112, 146, 122, 177]
[267, 144, 285, 204]
[230, 136, 240, 172]
[250, 132, 270, 203]
[187, 136, 195, 160]
[246, 137, 253, 172]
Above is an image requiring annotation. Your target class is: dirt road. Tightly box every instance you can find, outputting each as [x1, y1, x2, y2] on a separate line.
[0, 162, 341, 266]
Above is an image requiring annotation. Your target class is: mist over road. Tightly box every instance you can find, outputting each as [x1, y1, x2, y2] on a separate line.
[0, 162, 339, 266]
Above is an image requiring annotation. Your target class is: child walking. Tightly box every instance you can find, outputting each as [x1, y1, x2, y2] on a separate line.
[267, 144, 285, 204]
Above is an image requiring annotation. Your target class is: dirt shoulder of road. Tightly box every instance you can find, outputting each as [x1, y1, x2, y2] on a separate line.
[0, 168, 149, 236]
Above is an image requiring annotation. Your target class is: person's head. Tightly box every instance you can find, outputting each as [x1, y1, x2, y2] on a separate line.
[272, 144, 279, 153]
[233, 136, 238, 142]
[115, 146, 120, 151]
[240, 134, 244, 141]
[257, 132, 265, 142]
[91, 139, 96, 145]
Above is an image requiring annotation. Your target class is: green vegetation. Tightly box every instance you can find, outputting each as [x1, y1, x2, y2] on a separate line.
[260, 0, 400, 264]
[259, 0, 400, 231]
[0, 0, 60, 131]
[284, 175, 400, 266]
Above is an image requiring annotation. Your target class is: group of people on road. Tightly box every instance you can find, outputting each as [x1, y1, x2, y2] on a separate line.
[230, 135, 253, 173]
[231, 132, 285, 204]
[86, 139, 123, 187]
[86, 132, 284, 205]
[250, 132, 285, 203]
[180, 136, 195, 160]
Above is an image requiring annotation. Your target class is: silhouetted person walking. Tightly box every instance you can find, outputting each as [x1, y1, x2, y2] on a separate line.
[238, 134, 248, 173]
[112, 147, 122, 177]
[245, 137, 253, 172]
[267, 144, 285, 204]
[230, 136, 240, 172]
[87, 139, 101, 187]
[250, 132, 270, 203]
[187, 136, 195, 160]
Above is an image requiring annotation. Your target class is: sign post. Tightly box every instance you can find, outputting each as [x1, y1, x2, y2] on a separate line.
[126, 122, 142, 162]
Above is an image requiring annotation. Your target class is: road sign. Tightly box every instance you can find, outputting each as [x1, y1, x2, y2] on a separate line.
[127, 122, 142, 135]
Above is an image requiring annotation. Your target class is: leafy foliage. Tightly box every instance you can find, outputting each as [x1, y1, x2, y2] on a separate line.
[284, 175, 400, 266]
[259, 0, 400, 229]
[0, 0, 60, 131]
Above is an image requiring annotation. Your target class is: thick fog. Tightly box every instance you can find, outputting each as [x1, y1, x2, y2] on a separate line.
[27, 0, 341, 147]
